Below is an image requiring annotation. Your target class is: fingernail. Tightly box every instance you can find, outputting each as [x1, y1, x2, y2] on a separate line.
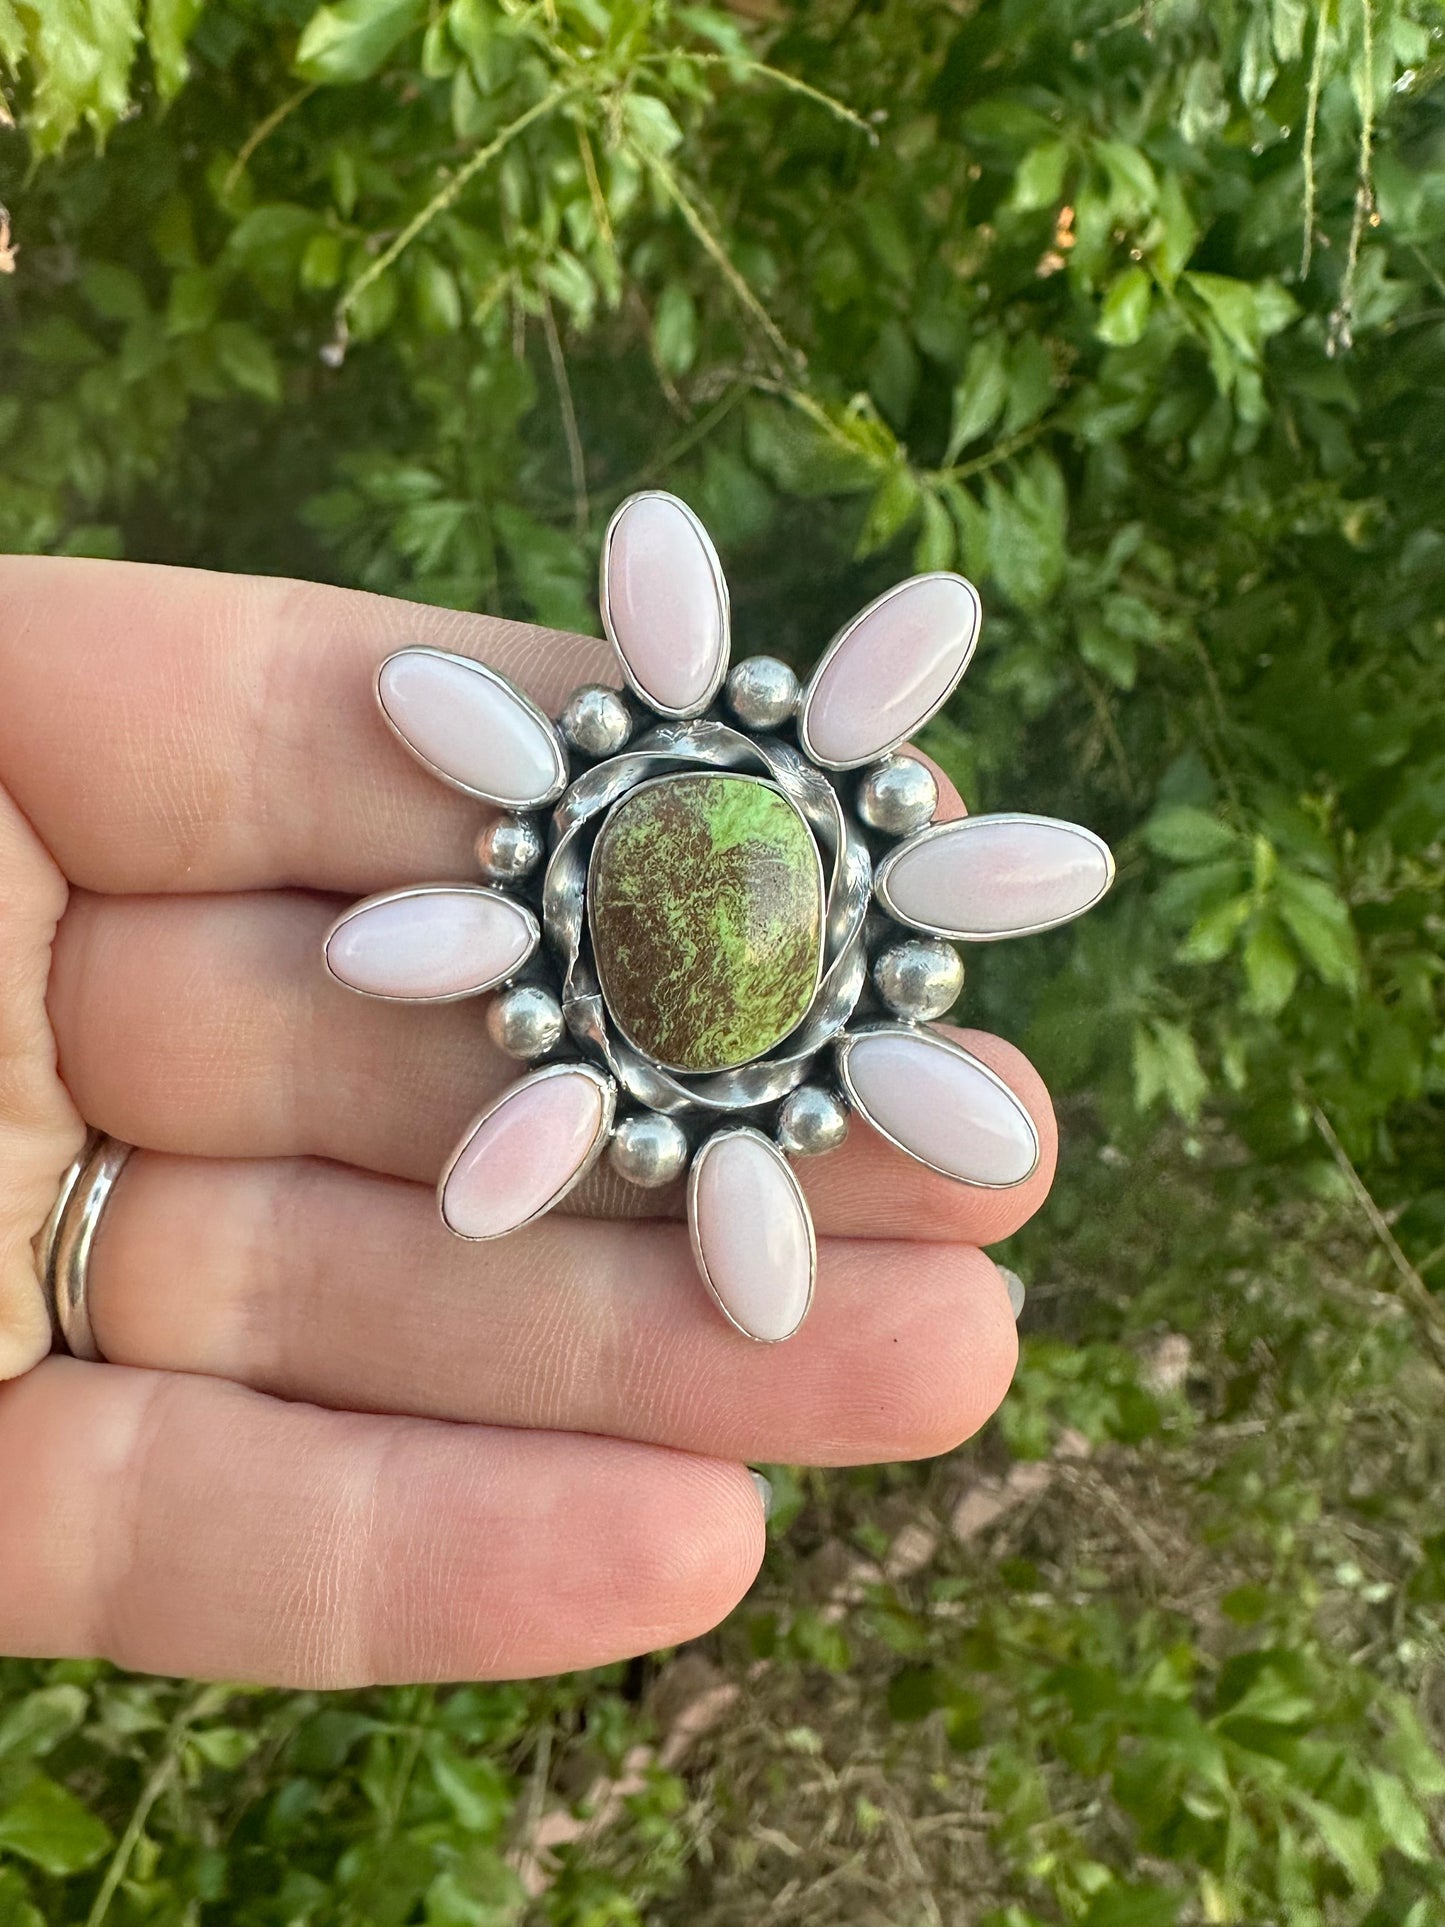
[997, 1266, 1026, 1321]
[749, 1470, 775, 1521]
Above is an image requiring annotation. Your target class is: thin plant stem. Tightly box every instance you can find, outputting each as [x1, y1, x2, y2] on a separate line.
[1300, 0, 1331, 278]
[337, 84, 578, 332]
[634, 51, 877, 141]
[223, 85, 317, 200]
[87, 1684, 232, 1927]
[641, 151, 797, 373]
[541, 290, 589, 532]
[1329, 0, 1376, 352]
[1305, 1092, 1445, 1372]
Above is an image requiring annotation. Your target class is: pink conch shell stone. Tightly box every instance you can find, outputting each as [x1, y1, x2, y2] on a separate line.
[877, 815, 1114, 940]
[800, 574, 981, 768]
[325, 888, 537, 1001]
[841, 1028, 1039, 1187]
[690, 1130, 815, 1342]
[378, 649, 566, 807]
[441, 1069, 611, 1239]
[603, 493, 728, 715]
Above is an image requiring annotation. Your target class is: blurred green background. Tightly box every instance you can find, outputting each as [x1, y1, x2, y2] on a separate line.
[2, 1, 1444, 1921]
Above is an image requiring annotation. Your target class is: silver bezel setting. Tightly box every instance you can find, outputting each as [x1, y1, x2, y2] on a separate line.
[797, 572, 982, 771]
[322, 883, 541, 1005]
[437, 1059, 617, 1240]
[599, 491, 730, 721]
[835, 1021, 1042, 1188]
[873, 812, 1117, 941]
[686, 1125, 817, 1344]
[377, 647, 569, 808]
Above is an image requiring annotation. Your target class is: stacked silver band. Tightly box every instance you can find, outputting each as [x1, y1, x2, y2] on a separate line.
[34, 1130, 132, 1362]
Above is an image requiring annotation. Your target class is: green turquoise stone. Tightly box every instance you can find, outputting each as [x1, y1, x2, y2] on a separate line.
[588, 773, 824, 1074]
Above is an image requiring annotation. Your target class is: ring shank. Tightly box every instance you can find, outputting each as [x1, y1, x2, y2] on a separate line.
[34, 1131, 132, 1362]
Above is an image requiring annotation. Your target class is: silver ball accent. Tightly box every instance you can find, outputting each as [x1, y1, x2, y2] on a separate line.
[725, 656, 800, 731]
[559, 684, 632, 759]
[475, 815, 546, 883]
[487, 983, 564, 1060]
[610, 1111, 690, 1188]
[856, 756, 938, 836]
[776, 1084, 850, 1157]
[873, 938, 964, 1022]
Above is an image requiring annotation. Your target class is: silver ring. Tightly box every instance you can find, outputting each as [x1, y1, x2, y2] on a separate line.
[34, 1130, 133, 1362]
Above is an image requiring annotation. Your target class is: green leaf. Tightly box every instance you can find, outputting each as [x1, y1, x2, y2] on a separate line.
[0, 1688, 87, 1764]
[984, 452, 1066, 608]
[1180, 894, 1251, 964]
[0, 1777, 112, 1877]
[653, 282, 698, 377]
[1298, 1798, 1382, 1896]
[1150, 174, 1198, 287]
[294, 0, 427, 84]
[1242, 916, 1299, 1015]
[413, 253, 463, 334]
[213, 322, 283, 402]
[1097, 266, 1152, 348]
[1367, 1768, 1431, 1861]
[188, 1727, 261, 1770]
[622, 92, 684, 158]
[81, 261, 148, 323]
[1133, 1019, 1207, 1120]
[913, 490, 956, 572]
[1, 0, 140, 152]
[946, 336, 1008, 461]
[1276, 871, 1360, 991]
[1078, 615, 1137, 689]
[0, 1867, 44, 1927]
[1143, 807, 1237, 862]
[1010, 139, 1069, 212]
[856, 466, 921, 558]
[146, 0, 201, 100]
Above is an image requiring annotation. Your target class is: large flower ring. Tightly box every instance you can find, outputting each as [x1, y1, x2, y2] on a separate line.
[324, 493, 1113, 1343]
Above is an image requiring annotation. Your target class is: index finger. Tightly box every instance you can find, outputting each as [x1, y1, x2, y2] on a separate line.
[0, 558, 611, 894]
[0, 557, 968, 897]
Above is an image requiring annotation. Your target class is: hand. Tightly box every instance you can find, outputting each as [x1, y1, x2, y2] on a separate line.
[0, 558, 1052, 1686]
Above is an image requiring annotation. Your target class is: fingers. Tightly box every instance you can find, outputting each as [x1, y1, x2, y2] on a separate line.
[0, 1356, 764, 1685]
[49, 887, 1055, 1244]
[0, 781, 86, 1380]
[0, 557, 611, 896]
[85, 1153, 1020, 1467]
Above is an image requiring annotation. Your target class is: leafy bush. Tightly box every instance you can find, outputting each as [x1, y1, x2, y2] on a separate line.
[2, 0, 1443, 1921]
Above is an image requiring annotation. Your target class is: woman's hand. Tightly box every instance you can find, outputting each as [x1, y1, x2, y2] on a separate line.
[0, 558, 1052, 1686]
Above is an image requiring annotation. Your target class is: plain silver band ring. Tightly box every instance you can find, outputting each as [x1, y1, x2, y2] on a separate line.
[34, 1130, 133, 1362]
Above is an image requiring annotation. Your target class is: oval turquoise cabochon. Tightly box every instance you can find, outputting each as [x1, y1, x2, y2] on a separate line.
[587, 772, 825, 1075]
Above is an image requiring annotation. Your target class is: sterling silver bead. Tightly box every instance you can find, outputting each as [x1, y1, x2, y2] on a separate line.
[725, 656, 800, 731]
[873, 938, 964, 1022]
[856, 755, 938, 836]
[610, 1111, 690, 1188]
[776, 1083, 849, 1157]
[475, 815, 546, 883]
[487, 983, 564, 1060]
[559, 684, 632, 759]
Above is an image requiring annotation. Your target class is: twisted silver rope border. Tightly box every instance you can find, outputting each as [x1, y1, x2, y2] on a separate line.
[542, 718, 872, 1115]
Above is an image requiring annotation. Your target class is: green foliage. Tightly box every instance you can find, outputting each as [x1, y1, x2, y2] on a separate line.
[2, 0, 1444, 1919]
